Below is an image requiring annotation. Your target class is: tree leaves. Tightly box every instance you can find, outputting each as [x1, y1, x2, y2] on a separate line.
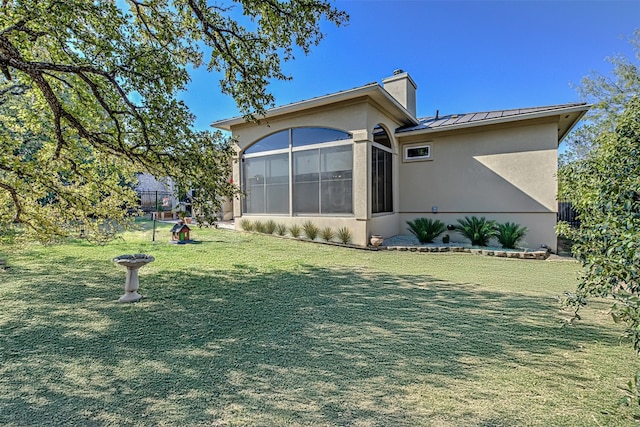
[0, 0, 347, 243]
[560, 29, 640, 166]
[559, 97, 640, 402]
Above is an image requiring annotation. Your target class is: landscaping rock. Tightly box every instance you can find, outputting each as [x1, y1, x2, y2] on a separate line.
[534, 251, 549, 260]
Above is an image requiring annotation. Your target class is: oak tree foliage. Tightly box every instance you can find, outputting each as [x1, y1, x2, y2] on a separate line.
[560, 29, 640, 165]
[0, 0, 347, 242]
[558, 98, 640, 404]
[557, 28, 640, 405]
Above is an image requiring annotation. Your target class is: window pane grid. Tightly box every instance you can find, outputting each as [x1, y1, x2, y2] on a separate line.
[243, 127, 354, 216]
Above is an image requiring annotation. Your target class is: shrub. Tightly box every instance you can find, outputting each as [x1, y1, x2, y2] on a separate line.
[275, 223, 288, 236]
[239, 218, 254, 231]
[495, 222, 528, 249]
[337, 227, 352, 244]
[288, 224, 302, 238]
[406, 218, 447, 243]
[253, 221, 265, 233]
[264, 220, 277, 234]
[319, 226, 335, 242]
[302, 221, 319, 240]
[455, 216, 497, 246]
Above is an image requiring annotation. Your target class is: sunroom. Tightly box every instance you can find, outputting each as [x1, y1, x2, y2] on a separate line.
[213, 71, 419, 247]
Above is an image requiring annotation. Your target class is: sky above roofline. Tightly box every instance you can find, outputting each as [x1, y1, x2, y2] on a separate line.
[179, 0, 639, 140]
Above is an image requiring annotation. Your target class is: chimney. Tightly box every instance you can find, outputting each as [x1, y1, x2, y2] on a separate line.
[382, 69, 417, 117]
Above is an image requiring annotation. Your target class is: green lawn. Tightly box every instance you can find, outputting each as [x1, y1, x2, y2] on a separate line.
[1, 220, 639, 426]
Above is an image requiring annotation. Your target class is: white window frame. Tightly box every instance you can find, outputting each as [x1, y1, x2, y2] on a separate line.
[241, 130, 354, 217]
[403, 143, 432, 162]
[371, 141, 393, 215]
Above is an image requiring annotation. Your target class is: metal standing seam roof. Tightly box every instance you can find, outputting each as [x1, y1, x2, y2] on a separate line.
[396, 102, 589, 134]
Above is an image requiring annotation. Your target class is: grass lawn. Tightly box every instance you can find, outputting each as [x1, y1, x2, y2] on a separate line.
[1, 220, 639, 426]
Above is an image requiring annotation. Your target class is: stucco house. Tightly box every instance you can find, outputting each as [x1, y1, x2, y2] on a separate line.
[212, 70, 588, 251]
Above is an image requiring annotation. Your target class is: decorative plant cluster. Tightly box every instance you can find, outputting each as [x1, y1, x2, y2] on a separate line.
[239, 220, 352, 244]
[406, 218, 447, 244]
[406, 216, 528, 249]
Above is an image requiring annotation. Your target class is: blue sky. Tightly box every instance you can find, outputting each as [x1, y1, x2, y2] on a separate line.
[180, 0, 639, 135]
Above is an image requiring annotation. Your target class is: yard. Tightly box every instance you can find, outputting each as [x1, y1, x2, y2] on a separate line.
[1, 220, 639, 426]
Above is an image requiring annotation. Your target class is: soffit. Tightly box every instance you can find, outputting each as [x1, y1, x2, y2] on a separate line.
[211, 83, 419, 131]
[396, 103, 590, 144]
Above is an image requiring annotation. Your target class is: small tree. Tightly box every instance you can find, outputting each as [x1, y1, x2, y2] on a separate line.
[558, 97, 640, 404]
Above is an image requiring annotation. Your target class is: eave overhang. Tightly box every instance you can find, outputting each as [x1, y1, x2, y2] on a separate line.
[396, 103, 591, 145]
[211, 83, 420, 131]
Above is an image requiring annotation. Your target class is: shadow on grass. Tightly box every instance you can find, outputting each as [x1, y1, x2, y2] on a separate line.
[0, 258, 623, 426]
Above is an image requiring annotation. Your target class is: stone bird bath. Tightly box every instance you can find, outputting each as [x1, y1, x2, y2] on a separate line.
[113, 254, 155, 303]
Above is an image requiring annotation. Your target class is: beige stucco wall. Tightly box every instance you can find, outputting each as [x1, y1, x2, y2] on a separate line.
[398, 213, 557, 251]
[229, 98, 403, 246]
[227, 100, 562, 250]
[396, 120, 559, 250]
[236, 215, 368, 245]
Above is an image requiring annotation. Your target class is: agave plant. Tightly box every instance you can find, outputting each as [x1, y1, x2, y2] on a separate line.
[406, 218, 447, 244]
[455, 216, 497, 246]
[239, 218, 254, 231]
[302, 221, 319, 240]
[495, 222, 528, 249]
[288, 224, 302, 238]
[275, 223, 288, 236]
[336, 226, 352, 244]
[264, 220, 277, 234]
[253, 221, 265, 233]
[319, 226, 335, 242]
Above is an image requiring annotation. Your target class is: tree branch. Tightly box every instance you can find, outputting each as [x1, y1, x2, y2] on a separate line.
[0, 181, 22, 223]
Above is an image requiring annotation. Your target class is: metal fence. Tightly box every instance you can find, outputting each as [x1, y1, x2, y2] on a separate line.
[137, 191, 175, 213]
[558, 201, 580, 228]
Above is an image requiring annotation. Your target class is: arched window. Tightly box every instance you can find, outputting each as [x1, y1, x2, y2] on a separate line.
[372, 125, 393, 214]
[242, 127, 353, 215]
[244, 130, 289, 154]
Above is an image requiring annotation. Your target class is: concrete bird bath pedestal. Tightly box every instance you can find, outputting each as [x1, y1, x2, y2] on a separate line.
[113, 254, 155, 303]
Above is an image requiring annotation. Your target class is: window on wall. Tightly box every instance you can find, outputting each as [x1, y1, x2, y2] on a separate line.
[242, 127, 353, 216]
[293, 145, 353, 214]
[372, 125, 393, 214]
[243, 153, 289, 214]
[404, 143, 431, 161]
